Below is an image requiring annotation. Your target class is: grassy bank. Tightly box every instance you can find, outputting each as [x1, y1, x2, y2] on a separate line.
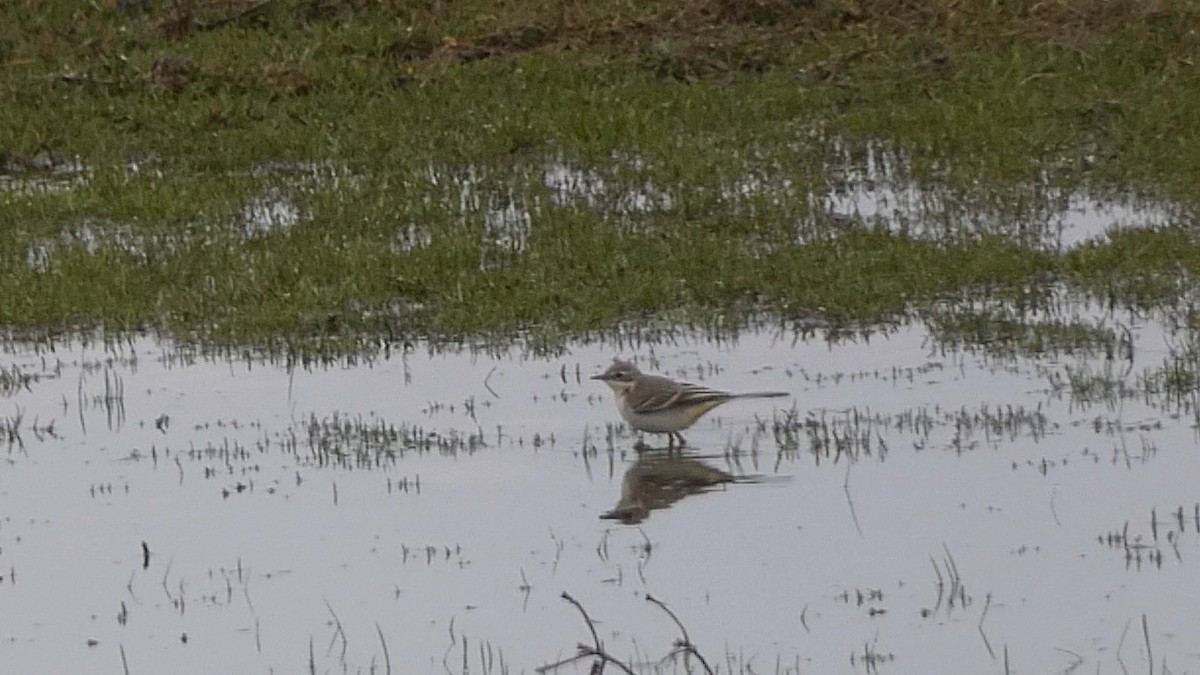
[2, 0, 1199, 355]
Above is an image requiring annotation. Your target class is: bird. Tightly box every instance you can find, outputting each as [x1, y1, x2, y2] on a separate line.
[591, 359, 789, 447]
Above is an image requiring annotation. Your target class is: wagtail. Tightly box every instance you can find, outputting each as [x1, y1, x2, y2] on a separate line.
[591, 359, 788, 446]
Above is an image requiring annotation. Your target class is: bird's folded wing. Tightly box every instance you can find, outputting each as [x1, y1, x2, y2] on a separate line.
[629, 388, 684, 414]
[632, 384, 731, 414]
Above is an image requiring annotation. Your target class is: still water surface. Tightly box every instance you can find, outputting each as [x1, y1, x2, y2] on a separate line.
[1, 314, 1198, 673]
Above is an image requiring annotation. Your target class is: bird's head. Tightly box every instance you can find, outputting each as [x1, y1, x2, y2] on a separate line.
[590, 359, 641, 392]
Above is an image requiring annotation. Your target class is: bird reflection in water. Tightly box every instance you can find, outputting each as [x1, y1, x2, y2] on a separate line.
[600, 450, 753, 525]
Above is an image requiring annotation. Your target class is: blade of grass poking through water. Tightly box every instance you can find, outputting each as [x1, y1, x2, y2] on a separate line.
[375, 623, 391, 675]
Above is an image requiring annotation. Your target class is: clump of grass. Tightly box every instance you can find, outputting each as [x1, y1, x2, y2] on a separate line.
[778, 400, 1052, 460]
[301, 412, 484, 467]
[1048, 363, 1140, 408]
[1, 406, 24, 449]
[1136, 337, 1200, 424]
[0, 363, 39, 396]
[928, 308, 1132, 360]
[1067, 228, 1200, 307]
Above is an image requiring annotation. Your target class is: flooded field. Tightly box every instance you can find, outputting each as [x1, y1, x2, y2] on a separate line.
[7, 2, 1200, 672]
[3, 300, 1199, 674]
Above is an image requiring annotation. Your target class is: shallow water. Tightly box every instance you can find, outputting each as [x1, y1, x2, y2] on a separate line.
[2, 312, 1199, 673]
[8, 151, 1183, 275]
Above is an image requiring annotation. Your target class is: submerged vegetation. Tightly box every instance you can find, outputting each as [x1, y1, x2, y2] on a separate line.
[2, 0, 1200, 360]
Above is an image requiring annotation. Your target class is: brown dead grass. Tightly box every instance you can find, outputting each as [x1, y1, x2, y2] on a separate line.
[392, 0, 1199, 81]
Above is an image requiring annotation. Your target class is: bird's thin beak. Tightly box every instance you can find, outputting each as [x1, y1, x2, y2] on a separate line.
[590, 373, 607, 381]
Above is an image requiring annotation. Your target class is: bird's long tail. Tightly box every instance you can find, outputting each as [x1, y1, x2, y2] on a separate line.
[731, 391, 789, 399]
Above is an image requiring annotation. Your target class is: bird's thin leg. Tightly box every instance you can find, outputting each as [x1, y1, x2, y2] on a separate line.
[670, 432, 686, 449]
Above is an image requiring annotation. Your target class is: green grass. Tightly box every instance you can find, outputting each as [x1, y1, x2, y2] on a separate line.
[3, 0, 1200, 358]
